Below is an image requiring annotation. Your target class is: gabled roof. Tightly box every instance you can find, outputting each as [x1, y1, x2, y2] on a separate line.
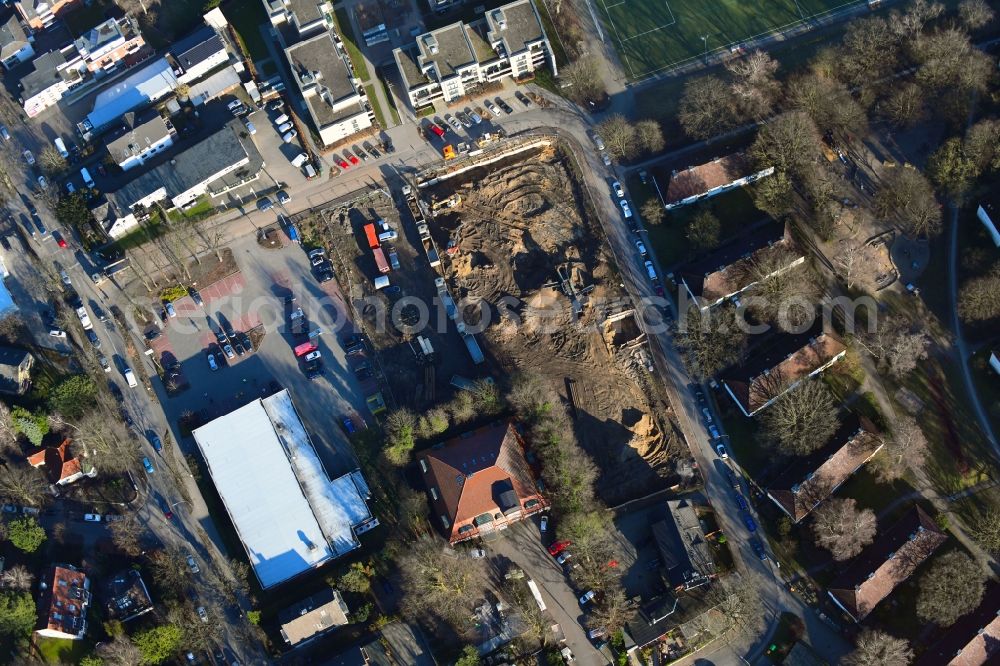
[721, 321, 846, 416]
[27, 438, 85, 483]
[169, 25, 225, 72]
[678, 220, 790, 304]
[105, 112, 172, 164]
[38, 564, 89, 637]
[767, 414, 883, 522]
[828, 506, 946, 622]
[420, 421, 543, 540]
[666, 153, 752, 204]
[652, 499, 715, 589]
[20, 49, 72, 98]
[0, 12, 29, 59]
[916, 582, 1000, 665]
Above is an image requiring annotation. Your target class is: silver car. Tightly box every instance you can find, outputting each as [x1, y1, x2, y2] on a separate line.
[277, 122, 293, 133]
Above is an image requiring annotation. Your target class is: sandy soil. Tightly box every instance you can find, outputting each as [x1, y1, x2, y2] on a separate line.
[428, 145, 681, 504]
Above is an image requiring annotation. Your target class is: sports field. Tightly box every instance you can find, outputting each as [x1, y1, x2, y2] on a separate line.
[596, 0, 865, 79]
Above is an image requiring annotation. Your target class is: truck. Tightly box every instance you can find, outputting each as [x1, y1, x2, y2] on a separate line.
[434, 277, 457, 320]
[442, 144, 456, 159]
[462, 332, 485, 365]
[289, 308, 306, 336]
[76, 306, 92, 330]
[363, 223, 380, 249]
[372, 247, 390, 274]
[418, 224, 440, 267]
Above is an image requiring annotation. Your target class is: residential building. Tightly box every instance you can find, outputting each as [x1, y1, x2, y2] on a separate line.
[665, 153, 775, 210]
[168, 25, 229, 84]
[418, 420, 547, 544]
[915, 582, 1000, 665]
[80, 57, 178, 135]
[678, 221, 804, 310]
[827, 506, 947, 622]
[720, 322, 847, 417]
[14, 0, 81, 31]
[263, 0, 334, 38]
[96, 118, 263, 237]
[0, 12, 34, 70]
[20, 46, 85, 117]
[192, 390, 378, 588]
[394, 0, 556, 109]
[652, 499, 716, 591]
[624, 595, 681, 653]
[27, 438, 94, 485]
[783, 642, 827, 666]
[766, 414, 883, 523]
[36, 564, 90, 640]
[104, 111, 175, 171]
[185, 64, 241, 106]
[975, 196, 1000, 247]
[284, 31, 372, 146]
[73, 16, 144, 75]
[103, 569, 154, 623]
[0, 346, 33, 395]
[279, 588, 350, 648]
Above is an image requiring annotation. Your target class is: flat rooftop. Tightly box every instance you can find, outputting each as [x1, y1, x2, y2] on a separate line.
[285, 31, 361, 127]
[486, 0, 545, 55]
[419, 22, 476, 79]
[192, 390, 374, 588]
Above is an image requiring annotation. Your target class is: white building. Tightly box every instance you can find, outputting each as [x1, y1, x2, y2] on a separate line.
[192, 390, 378, 589]
[393, 0, 556, 110]
[81, 57, 177, 134]
[0, 12, 34, 70]
[20, 46, 85, 117]
[104, 111, 175, 172]
[168, 25, 229, 84]
[263, 0, 334, 38]
[284, 31, 373, 147]
[73, 16, 145, 75]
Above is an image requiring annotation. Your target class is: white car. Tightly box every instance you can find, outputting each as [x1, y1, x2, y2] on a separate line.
[469, 547, 486, 558]
[274, 113, 290, 126]
[37, 175, 47, 189]
[207, 354, 218, 371]
[636, 240, 647, 255]
[601, 152, 611, 167]
[445, 114, 462, 131]
[291, 152, 308, 167]
[83, 514, 102, 522]
[282, 130, 297, 143]
[197, 606, 208, 623]
[612, 180, 624, 198]
[589, 131, 605, 150]
[579, 590, 596, 606]
[484, 100, 499, 115]
[223, 344, 235, 359]
[620, 199, 632, 219]
[556, 551, 572, 564]
[304, 350, 322, 362]
[540, 515, 548, 532]
[702, 407, 713, 424]
[243, 119, 256, 135]
[277, 122, 294, 133]
[716, 443, 729, 459]
[49, 329, 66, 338]
[23, 150, 34, 165]
[186, 554, 200, 574]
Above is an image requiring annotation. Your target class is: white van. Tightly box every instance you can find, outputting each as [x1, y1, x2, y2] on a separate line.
[304, 163, 316, 180]
[80, 167, 95, 188]
[274, 113, 289, 126]
[374, 275, 390, 290]
[54, 137, 69, 158]
[124, 367, 137, 388]
[291, 153, 308, 167]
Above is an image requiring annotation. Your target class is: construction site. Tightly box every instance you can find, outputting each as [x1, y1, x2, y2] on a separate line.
[413, 139, 683, 504]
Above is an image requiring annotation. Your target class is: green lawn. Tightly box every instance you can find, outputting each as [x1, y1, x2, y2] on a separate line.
[597, 0, 866, 79]
[36, 637, 92, 664]
[223, 0, 271, 63]
[379, 76, 401, 126]
[334, 8, 371, 81]
[365, 84, 386, 127]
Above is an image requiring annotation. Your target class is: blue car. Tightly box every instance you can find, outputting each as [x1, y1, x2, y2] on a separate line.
[735, 494, 749, 512]
[751, 539, 767, 561]
[341, 417, 356, 434]
[149, 433, 162, 453]
[142, 457, 154, 474]
[743, 514, 757, 533]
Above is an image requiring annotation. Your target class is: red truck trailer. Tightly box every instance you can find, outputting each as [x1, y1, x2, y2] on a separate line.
[372, 247, 390, 274]
[363, 223, 379, 249]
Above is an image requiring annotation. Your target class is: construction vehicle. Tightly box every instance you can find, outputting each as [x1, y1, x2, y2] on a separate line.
[372, 247, 390, 274]
[434, 277, 457, 320]
[418, 224, 440, 267]
[442, 144, 456, 159]
[456, 322, 485, 365]
[430, 193, 461, 212]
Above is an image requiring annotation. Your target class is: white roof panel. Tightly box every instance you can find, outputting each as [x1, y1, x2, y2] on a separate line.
[87, 58, 178, 131]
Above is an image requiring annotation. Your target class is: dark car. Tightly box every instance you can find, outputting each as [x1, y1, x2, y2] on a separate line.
[189, 288, 203, 307]
[341, 416, 357, 434]
[233, 340, 245, 356]
[305, 360, 323, 379]
[148, 432, 162, 452]
[355, 366, 373, 381]
[496, 97, 514, 114]
[86, 329, 101, 348]
[751, 539, 767, 561]
[238, 332, 253, 352]
[158, 306, 167, 323]
[743, 514, 757, 533]
[256, 198, 273, 212]
[108, 382, 123, 402]
[121, 409, 134, 428]
[735, 494, 749, 512]
[724, 466, 740, 489]
[515, 90, 532, 107]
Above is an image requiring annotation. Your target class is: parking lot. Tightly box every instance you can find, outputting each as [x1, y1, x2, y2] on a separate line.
[150, 231, 371, 478]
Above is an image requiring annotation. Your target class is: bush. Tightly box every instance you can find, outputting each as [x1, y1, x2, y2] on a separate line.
[11, 407, 48, 446]
[49, 374, 96, 420]
[8, 517, 46, 553]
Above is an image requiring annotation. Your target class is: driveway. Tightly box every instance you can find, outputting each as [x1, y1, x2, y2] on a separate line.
[487, 519, 607, 665]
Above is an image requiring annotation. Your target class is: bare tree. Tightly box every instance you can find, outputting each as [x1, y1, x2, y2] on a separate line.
[597, 114, 637, 161]
[811, 498, 877, 560]
[198, 228, 226, 262]
[96, 634, 143, 666]
[834, 240, 881, 291]
[0, 464, 48, 506]
[759, 381, 838, 456]
[678, 76, 741, 140]
[150, 548, 191, 602]
[739, 246, 818, 330]
[640, 199, 664, 226]
[109, 513, 145, 556]
[837, 17, 901, 90]
[691, 573, 766, 644]
[502, 576, 549, 646]
[913, 29, 993, 96]
[958, 0, 994, 30]
[871, 415, 928, 483]
[786, 72, 867, 141]
[916, 551, 987, 626]
[398, 534, 485, 627]
[634, 119, 664, 155]
[873, 167, 942, 237]
[958, 262, 1000, 323]
[66, 408, 135, 474]
[750, 111, 822, 179]
[843, 629, 913, 666]
[587, 586, 634, 637]
[0, 565, 34, 591]
[0, 401, 20, 454]
[882, 82, 926, 128]
[856, 315, 930, 378]
[38, 147, 67, 176]
[724, 50, 780, 120]
[673, 305, 747, 381]
[561, 57, 604, 106]
[889, 0, 944, 38]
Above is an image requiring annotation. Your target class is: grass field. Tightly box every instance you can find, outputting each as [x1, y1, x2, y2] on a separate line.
[596, 0, 865, 79]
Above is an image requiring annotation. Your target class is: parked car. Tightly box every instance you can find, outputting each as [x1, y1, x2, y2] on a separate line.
[197, 607, 208, 623]
[308, 248, 326, 266]
[743, 514, 757, 532]
[54, 232, 67, 248]
[702, 407, 713, 424]
[277, 122, 293, 133]
[620, 199, 632, 218]
[148, 432, 162, 452]
[0, 126, 9, 140]
[282, 130, 297, 143]
[243, 119, 256, 135]
[98, 355, 111, 373]
[23, 150, 34, 165]
[540, 515, 548, 532]
[274, 113, 290, 125]
[601, 152, 611, 166]
[341, 416, 357, 434]
[469, 109, 483, 124]
[189, 288, 203, 306]
[578, 590, 596, 606]
[612, 180, 624, 198]
[635, 240, 647, 255]
[469, 548, 486, 558]
[496, 97, 513, 114]
[223, 344, 235, 359]
[207, 353, 218, 371]
[165, 302, 177, 318]
[256, 198, 273, 212]
[186, 554, 200, 573]
[86, 329, 101, 348]
[429, 123, 446, 139]
[84, 514, 102, 522]
[268, 99, 285, 112]
[589, 131, 605, 150]
[556, 551, 573, 564]
[49, 329, 66, 338]
[446, 114, 462, 131]
[716, 442, 729, 458]
[457, 111, 473, 127]
[708, 425, 720, 439]
[36, 175, 47, 189]
[751, 539, 767, 561]
[238, 332, 252, 352]
[484, 100, 499, 115]
[515, 91, 532, 107]
[735, 494, 749, 512]
[276, 190, 290, 204]
[548, 540, 571, 556]
[142, 458, 154, 474]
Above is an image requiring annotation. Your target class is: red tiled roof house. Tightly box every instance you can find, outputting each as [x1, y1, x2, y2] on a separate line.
[27, 438, 94, 486]
[827, 506, 946, 623]
[915, 582, 1000, 665]
[418, 421, 547, 543]
[36, 564, 90, 640]
[664, 153, 775, 211]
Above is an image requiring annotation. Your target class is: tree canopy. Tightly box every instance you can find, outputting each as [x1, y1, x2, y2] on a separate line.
[133, 624, 184, 665]
[7, 517, 45, 553]
[916, 551, 987, 626]
[49, 374, 97, 420]
[759, 381, 838, 456]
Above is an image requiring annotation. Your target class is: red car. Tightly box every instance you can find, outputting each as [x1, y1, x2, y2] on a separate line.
[338, 159, 349, 169]
[54, 232, 67, 248]
[348, 154, 359, 165]
[429, 124, 446, 139]
[548, 540, 571, 556]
